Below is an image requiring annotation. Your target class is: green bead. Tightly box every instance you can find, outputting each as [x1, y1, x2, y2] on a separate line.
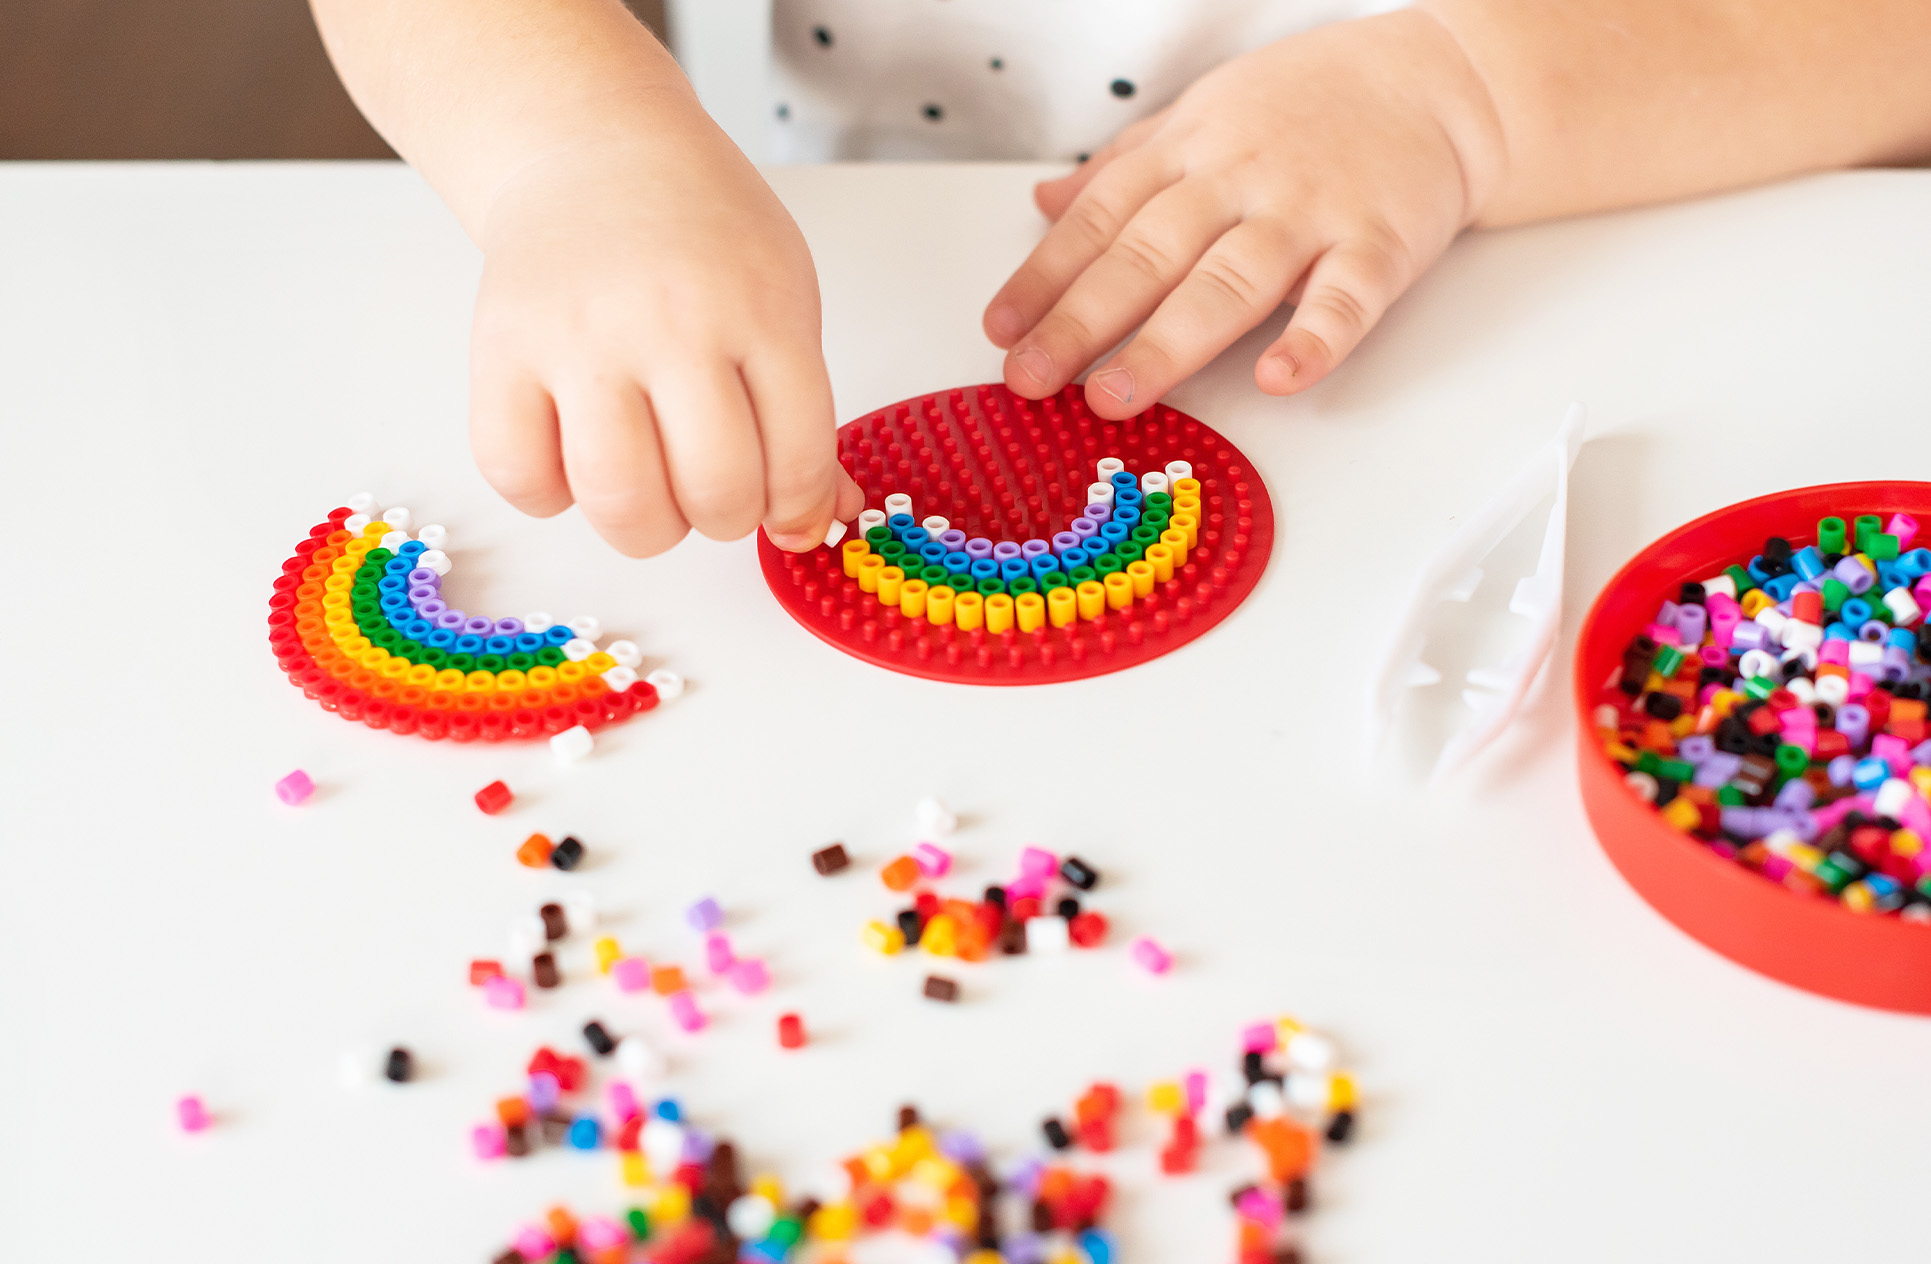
[1142, 511, 1171, 533]
[372, 628, 400, 649]
[554, 1249, 581, 1264]
[1041, 571, 1070, 591]
[1774, 744, 1810, 778]
[1009, 577, 1039, 595]
[422, 648, 448, 669]
[1853, 514, 1882, 552]
[626, 1208, 651, 1241]
[1131, 525, 1161, 547]
[880, 541, 907, 563]
[367, 548, 394, 564]
[1817, 516, 1846, 554]
[1723, 565, 1755, 594]
[476, 654, 505, 672]
[1716, 785, 1746, 806]
[865, 525, 894, 546]
[1094, 554, 1123, 576]
[1742, 675, 1776, 700]
[1651, 645, 1685, 676]
[1822, 577, 1849, 613]
[1870, 532, 1900, 561]
[1145, 491, 1172, 514]
[767, 1217, 802, 1247]
[976, 578, 1005, 595]
[1636, 751, 1663, 776]
[446, 653, 475, 672]
[507, 652, 535, 671]
[1656, 758, 1695, 782]
[1116, 542, 1145, 564]
[1814, 856, 1855, 893]
[920, 565, 949, 585]
[536, 646, 565, 666]
[1918, 874, 1931, 899]
[947, 573, 973, 591]
[1070, 566, 1097, 585]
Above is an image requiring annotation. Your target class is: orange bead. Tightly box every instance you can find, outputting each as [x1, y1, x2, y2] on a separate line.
[1250, 1117, 1317, 1181]
[899, 1208, 935, 1236]
[545, 1206, 578, 1244]
[516, 833, 555, 867]
[651, 965, 687, 996]
[496, 1096, 530, 1127]
[881, 855, 921, 892]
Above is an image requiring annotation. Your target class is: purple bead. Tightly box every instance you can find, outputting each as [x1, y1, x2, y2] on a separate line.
[1773, 778, 1815, 810]
[1070, 517, 1100, 539]
[464, 616, 495, 636]
[964, 537, 994, 560]
[435, 609, 467, 630]
[494, 617, 524, 636]
[993, 541, 1023, 561]
[1678, 735, 1716, 765]
[685, 897, 723, 933]
[937, 1129, 985, 1164]
[408, 584, 439, 603]
[1827, 754, 1858, 786]
[1021, 539, 1052, 559]
[938, 529, 967, 551]
[680, 1128, 714, 1164]
[1731, 623, 1769, 653]
[408, 567, 439, 586]
[1694, 752, 1744, 787]
[1880, 647, 1912, 681]
[1656, 600, 1681, 627]
[417, 598, 447, 618]
[1913, 740, 1931, 768]
[1052, 532, 1081, 552]
[1676, 604, 1708, 645]
[1780, 809, 1821, 841]
[1006, 1156, 1045, 1198]
[1833, 556, 1876, 594]
[1836, 703, 1870, 750]
[1720, 807, 1765, 837]
[1083, 503, 1111, 523]
[1003, 1235, 1047, 1264]
[527, 1071, 560, 1112]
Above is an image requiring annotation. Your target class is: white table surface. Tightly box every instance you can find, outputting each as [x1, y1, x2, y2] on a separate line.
[3, 161, 1930, 1263]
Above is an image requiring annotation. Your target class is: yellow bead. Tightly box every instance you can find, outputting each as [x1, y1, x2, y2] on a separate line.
[985, 593, 1015, 634]
[434, 668, 466, 691]
[861, 1145, 896, 1183]
[954, 590, 985, 631]
[1739, 589, 1773, 617]
[1660, 798, 1701, 832]
[527, 666, 558, 688]
[921, 914, 960, 957]
[900, 579, 929, 619]
[1843, 882, 1875, 913]
[324, 573, 354, 592]
[927, 585, 956, 626]
[557, 661, 586, 683]
[359, 647, 389, 669]
[894, 1126, 937, 1167]
[1145, 543, 1175, 582]
[1669, 713, 1696, 737]
[942, 1196, 978, 1228]
[1172, 476, 1201, 499]
[964, 1252, 1004, 1264]
[751, 1175, 785, 1207]
[1276, 1014, 1306, 1043]
[405, 663, 437, 687]
[495, 669, 527, 691]
[1160, 529, 1189, 567]
[1016, 591, 1046, 632]
[1075, 581, 1105, 621]
[583, 652, 615, 674]
[379, 657, 410, 680]
[1126, 560, 1155, 598]
[1911, 767, 1931, 800]
[1328, 1071, 1357, 1112]
[857, 554, 885, 593]
[1785, 843, 1823, 872]
[1047, 1251, 1081, 1264]
[651, 1183, 690, 1225]
[878, 566, 905, 606]
[808, 1202, 857, 1241]
[1171, 510, 1199, 549]
[1897, 829, 1926, 859]
[841, 539, 872, 578]
[620, 1152, 650, 1186]
[861, 920, 905, 955]
[594, 936, 622, 973]
[329, 555, 358, 574]
[465, 671, 495, 691]
[1048, 586, 1078, 627]
[1146, 1081, 1184, 1115]
[344, 538, 373, 557]
[908, 1154, 958, 1190]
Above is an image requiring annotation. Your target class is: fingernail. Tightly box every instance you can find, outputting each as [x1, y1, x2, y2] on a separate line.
[768, 530, 814, 552]
[1013, 347, 1054, 388]
[986, 304, 1024, 344]
[1089, 367, 1134, 406]
[1269, 353, 1301, 380]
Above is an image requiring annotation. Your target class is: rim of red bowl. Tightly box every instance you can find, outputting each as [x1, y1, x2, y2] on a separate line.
[1572, 480, 1931, 1014]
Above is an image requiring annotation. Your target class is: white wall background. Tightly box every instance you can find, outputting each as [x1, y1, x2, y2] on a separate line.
[667, 0, 775, 161]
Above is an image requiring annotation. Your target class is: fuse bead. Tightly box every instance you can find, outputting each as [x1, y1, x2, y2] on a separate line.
[384, 1047, 414, 1083]
[912, 842, 953, 877]
[1068, 912, 1109, 948]
[583, 1020, 617, 1056]
[483, 975, 526, 1009]
[728, 958, 772, 995]
[475, 780, 514, 814]
[470, 958, 503, 985]
[881, 855, 922, 891]
[862, 921, 907, 955]
[595, 936, 622, 973]
[922, 975, 961, 1003]
[176, 1094, 211, 1132]
[812, 843, 852, 875]
[1130, 936, 1174, 974]
[274, 769, 315, 805]
[705, 933, 736, 974]
[517, 833, 556, 867]
[540, 903, 568, 940]
[668, 991, 707, 1033]
[651, 965, 688, 996]
[551, 836, 586, 870]
[612, 957, 652, 992]
[533, 953, 561, 989]
[777, 1013, 807, 1049]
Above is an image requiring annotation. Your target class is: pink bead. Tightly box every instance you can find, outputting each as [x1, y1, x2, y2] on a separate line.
[1759, 853, 1795, 882]
[1779, 724, 1817, 757]
[1241, 1022, 1278, 1053]
[608, 1082, 640, 1123]
[513, 1227, 556, 1259]
[1006, 875, 1045, 901]
[1915, 574, 1931, 606]
[612, 957, 652, 993]
[1183, 1070, 1208, 1115]
[1234, 1187, 1282, 1227]
[1698, 644, 1728, 668]
[1017, 846, 1058, 879]
[1900, 795, 1931, 838]
[1848, 672, 1875, 701]
[1643, 622, 1680, 646]
[705, 933, 736, 974]
[483, 975, 525, 1010]
[471, 1123, 507, 1159]
[1129, 935, 1173, 975]
[1873, 733, 1912, 775]
[668, 990, 707, 1033]
[578, 1217, 626, 1251]
[1819, 639, 1851, 667]
[175, 1094, 210, 1132]
[1887, 513, 1919, 550]
[911, 842, 953, 877]
[728, 958, 771, 995]
[274, 769, 314, 805]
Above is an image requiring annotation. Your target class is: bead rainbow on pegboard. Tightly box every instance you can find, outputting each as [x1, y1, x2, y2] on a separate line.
[266, 495, 668, 742]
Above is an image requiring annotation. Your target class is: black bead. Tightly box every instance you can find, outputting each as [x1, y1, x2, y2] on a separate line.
[551, 836, 585, 870]
[1654, 778, 1679, 807]
[583, 1020, 616, 1056]
[1109, 78, 1136, 98]
[812, 24, 833, 46]
[1679, 582, 1706, 605]
[1225, 1101, 1255, 1134]
[922, 103, 943, 122]
[1058, 855, 1099, 890]
[1715, 717, 1750, 754]
[1699, 666, 1725, 685]
[1242, 1050, 1267, 1083]
[1763, 536, 1792, 563]
[983, 884, 1007, 908]
[1042, 1117, 1072, 1150]
[1813, 702, 1836, 726]
[897, 909, 925, 945]
[1076, 153, 1091, 163]
[384, 1046, 413, 1083]
[1748, 732, 1782, 757]
[1055, 896, 1082, 920]
[1643, 692, 1683, 720]
[1326, 1110, 1355, 1143]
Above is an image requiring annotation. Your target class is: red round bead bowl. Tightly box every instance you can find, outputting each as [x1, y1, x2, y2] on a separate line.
[1573, 480, 1931, 1014]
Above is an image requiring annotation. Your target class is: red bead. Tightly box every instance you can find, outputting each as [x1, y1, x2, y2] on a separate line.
[475, 780, 513, 814]
[777, 1013, 806, 1049]
[1069, 911, 1109, 948]
[469, 959, 503, 985]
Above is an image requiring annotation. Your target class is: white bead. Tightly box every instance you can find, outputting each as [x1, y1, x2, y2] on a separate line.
[381, 505, 412, 531]
[1287, 1071, 1331, 1113]
[601, 665, 639, 693]
[343, 513, 371, 535]
[415, 524, 448, 549]
[921, 515, 950, 536]
[379, 531, 410, 552]
[1875, 778, 1913, 820]
[1285, 1031, 1337, 1073]
[568, 616, 601, 642]
[1848, 641, 1885, 671]
[1026, 915, 1070, 953]
[561, 638, 596, 662]
[858, 509, 888, 536]
[1087, 482, 1114, 505]
[1763, 829, 1802, 856]
[1782, 621, 1823, 651]
[509, 913, 547, 960]
[906, 1242, 957, 1264]
[346, 492, 378, 514]
[1815, 674, 1850, 706]
[1780, 644, 1818, 674]
[1140, 471, 1170, 495]
[1164, 460, 1193, 484]
[551, 724, 594, 763]
[726, 1194, 777, 1240]
[1096, 457, 1125, 481]
[606, 640, 643, 669]
[646, 668, 684, 700]
[1884, 588, 1922, 625]
[1737, 649, 1780, 682]
[522, 611, 553, 634]
[822, 518, 848, 548]
[616, 1035, 664, 1080]
[883, 494, 914, 519]
[1904, 903, 1931, 924]
[563, 890, 597, 934]
[1592, 704, 1621, 731]
[1248, 1080, 1286, 1119]
[417, 549, 451, 576]
[338, 1045, 380, 1090]
[914, 794, 957, 838]
[642, 1119, 685, 1171]
[1784, 677, 1818, 705]
[1754, 607, 1789, 640]
[1701, 573, 1738, 600]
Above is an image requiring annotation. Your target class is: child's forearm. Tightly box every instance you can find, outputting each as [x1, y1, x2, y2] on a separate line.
[1424, 0, 1931, 225]
[309, 0, 693, 239]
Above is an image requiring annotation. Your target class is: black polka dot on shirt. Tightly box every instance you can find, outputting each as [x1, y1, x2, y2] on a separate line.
[922, 103, 944, 122]
[776, 103, 791, 120]
[812, 25, 833, 47]
[1110, 78, 1136, 98]
[990, 57, 1004, 70]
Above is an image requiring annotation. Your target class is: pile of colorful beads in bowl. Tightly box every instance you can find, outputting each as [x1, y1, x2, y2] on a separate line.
[1591, 506, 1931, 921]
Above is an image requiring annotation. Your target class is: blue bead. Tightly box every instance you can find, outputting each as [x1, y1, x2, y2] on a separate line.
[1115, 488, 1143, 509]
[1100, 522, 1130, 547]
[1876, 561, 1907, 591]
[1840, 598, 1873, 626]
[380, 593, 410, 613]
[454, 634, 484, 654]
[900, 526, 930, 549]
[1059, 547, 1089, 571]
[1028, 555, 1058, 578]
[1763, 573, 1800, 601]
[653, 1098, 682, 1122]
[1001, 559, 1030, 581]
[567, 1115, 601, 1150]
[743, 1241, 787, 1262]
[427, 629, 457, 649]
[484, 635, 516, 654]
[1852, 757, 1890, 791]
[1746, 555, 1773, 585]
[544, 626, 575, 646]
[1109, 471, 1137, 490]
[378, 574, 406, 593]
[397, 540, 425, 557]
[1889, 627, 1917, 651]
[1899, 547, 1931, 579]
[514, 632, 545, 653]
[888, 513, 915, 537]
[970, 559, 999, 580]
[943, 551, 972, 571]
[384, 557, 413, 575]
[1790, 546, 1825, 581]
[918, 542, 948, 563]
[1824, 622, 1853, 641]
[1077, 1228, 1116, 1264]
[1111, 505, 1141, 529]
[403, 619, 434, 641]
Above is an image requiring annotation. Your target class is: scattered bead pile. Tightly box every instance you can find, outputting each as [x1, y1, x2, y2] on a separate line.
[1221, 1017, 1356, 1264]
[266, 495, 674, 742]
[1595, 512, 1931, 918]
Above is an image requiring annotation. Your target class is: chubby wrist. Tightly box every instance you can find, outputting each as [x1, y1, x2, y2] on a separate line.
[1386, 6, 1511, 228]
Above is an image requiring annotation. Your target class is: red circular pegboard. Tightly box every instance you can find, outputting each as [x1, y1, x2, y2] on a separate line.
[759, 382, 1274, 685]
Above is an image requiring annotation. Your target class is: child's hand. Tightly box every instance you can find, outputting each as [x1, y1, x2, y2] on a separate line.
[982, 10, 1504, 416]
[469, 116, 862, 557]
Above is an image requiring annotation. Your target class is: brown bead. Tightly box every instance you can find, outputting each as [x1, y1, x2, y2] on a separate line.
[1286, 1177, 1310, 1213]
[533, 952, 561, 988]
[1273, 1249, 1302, 1264]
[504, 1123, 529, 1157]
[794, 1198, 822, 1223]
[922, 975, 960, 1003]
[709, 1141, 740, 1181]
[540, 1113, 569, 1145]
[897, 1105, 922, 1132]
[1031, 1200, 1054, 1233]
[998, 920, 1027, 955]
[811, 843, 851, 875]
[539, 902, 568, 940]
[492, 1251, 523, 1264]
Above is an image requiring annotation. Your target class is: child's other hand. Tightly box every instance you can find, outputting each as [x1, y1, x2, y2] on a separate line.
[982, 10, 1504, 416]
[469, 114, 861, 557]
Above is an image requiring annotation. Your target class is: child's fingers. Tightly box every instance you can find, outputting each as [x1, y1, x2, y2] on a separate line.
[555, 380, 689, 557]
[470, 365, 573, 517]
[1254, 238, 1410, 396]
[649, 361, 770, 542]
[1030, 110, 1166, 221]
[983, 148, 1178, 357]
[1084, 219, 1311, 419]
[743, 345, 853, 552]
[996, 184, 1238, 401]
